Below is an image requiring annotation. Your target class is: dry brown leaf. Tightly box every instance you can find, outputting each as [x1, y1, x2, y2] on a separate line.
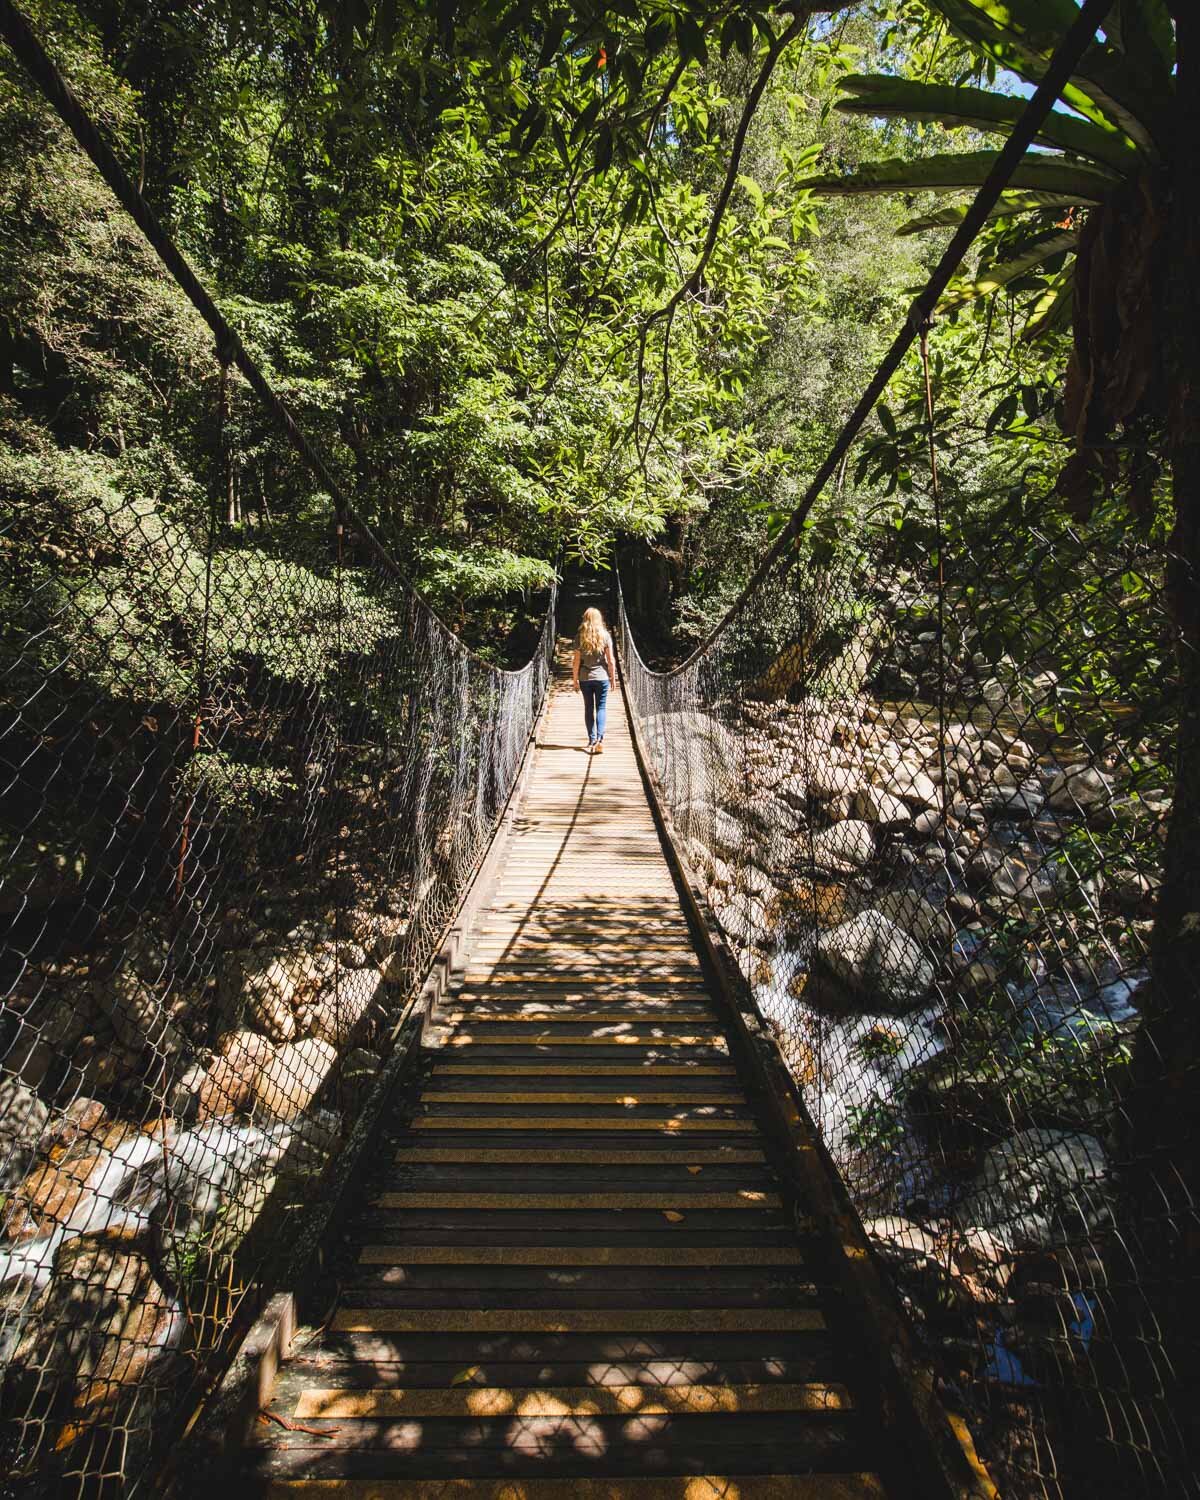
[663, 1210, 684, 1223]
[451, 1365, 482, 1387]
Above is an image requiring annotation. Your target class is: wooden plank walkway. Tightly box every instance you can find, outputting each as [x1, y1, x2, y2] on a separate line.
[242, 655, 891, 1499]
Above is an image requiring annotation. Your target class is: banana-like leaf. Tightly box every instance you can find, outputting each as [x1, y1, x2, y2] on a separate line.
[1107, 0, 1174, 91]
[896, 190, 1083, 235]
[797, 151, 1119, 200]
[1022, 266, 1075, 341]
[934, 0, 1166, 156]
[835, 75, 1138, 173]
[940, 229, 1076, 308]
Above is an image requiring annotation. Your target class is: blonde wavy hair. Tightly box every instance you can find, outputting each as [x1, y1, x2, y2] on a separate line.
[576, 607, 610, 656]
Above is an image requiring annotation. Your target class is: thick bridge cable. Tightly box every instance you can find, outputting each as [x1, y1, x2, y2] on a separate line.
[657, 0, 1115, 675]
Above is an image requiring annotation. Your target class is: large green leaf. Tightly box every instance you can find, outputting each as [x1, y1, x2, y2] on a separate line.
[933, 0, 1167, 156]
[940, 229, 1077, 308]
[797, 150, 1119, 200]
[896, 190, 1084, 235]
[1022, 266, 1075, 341]
[835, 75, 1139, 173]
[1107, 0, 1175, 83]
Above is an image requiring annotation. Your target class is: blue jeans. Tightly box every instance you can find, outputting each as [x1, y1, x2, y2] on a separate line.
[581, 677, 609, 743]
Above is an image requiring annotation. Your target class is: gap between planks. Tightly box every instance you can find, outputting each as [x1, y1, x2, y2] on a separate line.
[330, 1308, 827, 1334]
[357, 1245, 802, 1266]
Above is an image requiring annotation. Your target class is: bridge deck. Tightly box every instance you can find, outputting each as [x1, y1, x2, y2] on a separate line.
[242, 661, 891, 1498]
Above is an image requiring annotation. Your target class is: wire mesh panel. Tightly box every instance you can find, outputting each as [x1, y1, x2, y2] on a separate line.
[0, 447, 555, 1493]
[619, 473, 1193, 1499]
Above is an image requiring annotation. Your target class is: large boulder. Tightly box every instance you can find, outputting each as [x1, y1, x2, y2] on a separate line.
[1048, 764, 1113, 813]
[812, 911, 934, 1012]
[197, 1030, 275, 1120]
[871, 887, 954, 947]
[308, 968, 381, 1047]
[250, 1037, 338, 1122]
[678, 802, 749, 861]
[5, 988, 94, 1093]
[953, 1128, 1111, 1251]
[808, 747, 860, 805]
[855, 786, 913, 828]
[642, 712, 740, 808]
[218, 950, 334, 1041]
[92, 967, 186, 1064]
[2, 1147, 107, 1245]
[981, 783, 1045, 820]
[810, 820, 875, 873]
[883, 762, 938, 810]
[0, 1079, 49, 1191]
[8, 1226, 183, 1473]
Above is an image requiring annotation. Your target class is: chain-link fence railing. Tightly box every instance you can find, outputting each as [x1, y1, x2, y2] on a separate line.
[619, 457, 1195, 1496]
[0, 452, 555, 1495]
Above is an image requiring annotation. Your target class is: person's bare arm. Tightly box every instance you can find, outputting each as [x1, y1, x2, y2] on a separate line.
[571, 648, 581, 692]
[605, 640, 617, 682]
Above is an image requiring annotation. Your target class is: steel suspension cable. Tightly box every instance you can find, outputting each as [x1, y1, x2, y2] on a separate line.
[622, 0, 1115, 677]
[0, 0, 548, 673]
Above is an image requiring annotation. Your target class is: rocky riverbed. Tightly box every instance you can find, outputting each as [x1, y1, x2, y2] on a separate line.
[0, 893, 409, 1475]
[649, 690, 1168, 1396]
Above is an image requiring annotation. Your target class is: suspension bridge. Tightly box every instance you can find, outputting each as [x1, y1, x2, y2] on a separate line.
[237, 649, 903, 1498]
[0, 4, 1196, 1497]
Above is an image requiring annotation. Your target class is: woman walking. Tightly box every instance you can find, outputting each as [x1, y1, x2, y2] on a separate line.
[571, 607, 616, 755]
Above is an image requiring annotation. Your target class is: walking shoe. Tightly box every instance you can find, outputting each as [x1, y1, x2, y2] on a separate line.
[594, 740, 604, 755]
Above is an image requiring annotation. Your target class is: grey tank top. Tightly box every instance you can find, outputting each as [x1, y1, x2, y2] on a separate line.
[578, 635, 611, 681]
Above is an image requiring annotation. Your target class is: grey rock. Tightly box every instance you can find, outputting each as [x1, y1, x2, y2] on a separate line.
[94, 968, 186, 1062]
[810, 820, 875, 872]
[954, 1128, 1111, 1251]
[812, 911, 935, 1012]
[872, 888, 955, 947]
[982, 785, 1045, 820]
[167, 1060, 211, 1121]
[855, 786, 912, 828]
[884, 764, 938, 810]
[740, 864, 775, 900]
[219, 951, 333, 1042]
[981, 677, 1008, 710]
[251, 1037, 338, 1122]
[0, 1079, 49, 1190]
[714, 898, 755, 950]
[736, 794, 804, 838]
[1048, 765, 1113, 811]
[310, 968, 381, 1047]
[642, 712, 740, 807]
[683, 837, 716, 881]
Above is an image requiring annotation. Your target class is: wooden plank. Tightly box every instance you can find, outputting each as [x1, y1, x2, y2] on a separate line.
[356, 1246, 804, 1267]
[330, 1309, 827, 1334]
[393, 1148, 764, 1165]
[441, 1022, 718, 1036]
[293, 1383, 851, 1420]
[265, 1476, 885, 1499]
[422, 1092, 743, 1107]
[433, 1064, 737, 1077]
[410, 1118, 749, 1133]
[444, 1035, 728, 1048]
[371, 1192, 778, 1210]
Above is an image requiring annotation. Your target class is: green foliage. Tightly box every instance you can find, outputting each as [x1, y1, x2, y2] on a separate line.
[847, 1094, 909, 1155]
